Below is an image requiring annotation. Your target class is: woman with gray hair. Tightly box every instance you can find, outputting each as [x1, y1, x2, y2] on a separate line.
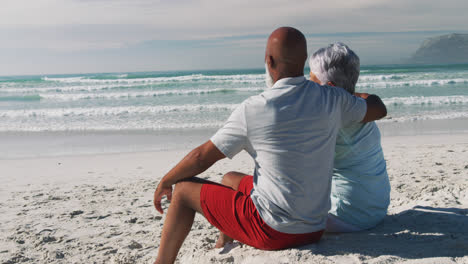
[309, 43, 390, 232]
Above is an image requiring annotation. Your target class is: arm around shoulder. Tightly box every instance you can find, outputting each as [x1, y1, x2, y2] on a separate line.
[359, 93, 387, 123]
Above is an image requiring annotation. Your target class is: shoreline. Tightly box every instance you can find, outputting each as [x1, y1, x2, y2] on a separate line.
[0, 128, 218, 160]
[2, 117, 468, 160]
[1, 132, 467, 194]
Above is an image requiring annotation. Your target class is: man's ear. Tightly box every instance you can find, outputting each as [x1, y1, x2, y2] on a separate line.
[266, 55, 275, 68]
[327, 81, 336, 86]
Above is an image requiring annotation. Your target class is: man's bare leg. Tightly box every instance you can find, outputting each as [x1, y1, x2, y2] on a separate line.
[215, 171, 249, 248]
[155, 180, 205, 264]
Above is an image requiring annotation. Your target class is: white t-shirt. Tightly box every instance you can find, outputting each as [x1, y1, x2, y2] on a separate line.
[210, 76, 367, 234]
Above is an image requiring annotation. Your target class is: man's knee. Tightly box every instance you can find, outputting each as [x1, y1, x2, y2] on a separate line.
[172, 179, 204, 213]
[174, 180, 190, 193]
[172, 181, 188, 201]
[221, 171, 247, 190]
[172, 180, 197, 203]
[221, 171, 238, 186]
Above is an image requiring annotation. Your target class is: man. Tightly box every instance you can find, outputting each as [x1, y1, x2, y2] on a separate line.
[308, 43, 390, 232]
[153, 27, 387, 264]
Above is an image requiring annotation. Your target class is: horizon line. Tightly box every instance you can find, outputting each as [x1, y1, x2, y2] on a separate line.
[2, 62, 468, 78]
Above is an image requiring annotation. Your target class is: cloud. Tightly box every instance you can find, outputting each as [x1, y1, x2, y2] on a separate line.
[2, 0, 467, 34]
[2, 0, 467, 43]
[0, 25, 156, 52]
[0, 0, 467, 74]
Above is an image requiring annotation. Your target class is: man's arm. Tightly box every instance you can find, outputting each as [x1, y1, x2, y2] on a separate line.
[355, 92, 387, 123]
[153, 140, 226, 213]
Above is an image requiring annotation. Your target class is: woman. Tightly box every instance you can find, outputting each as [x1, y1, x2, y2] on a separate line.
[309, 43, 390, 232]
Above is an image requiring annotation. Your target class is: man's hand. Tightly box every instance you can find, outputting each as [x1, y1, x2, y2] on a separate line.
[354, 92, 369, 99]
[360, 94, 387, 123]
[152, 140, 226, 214]
[154, 180, 173, 214]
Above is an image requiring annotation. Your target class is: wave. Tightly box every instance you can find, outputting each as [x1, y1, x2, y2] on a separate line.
[36, 87, 261, 101]
[1, 81, 263, 93]
[42, 73, 265, 84]
[0, 83, 160, 93]
[0, 95, 41, 102]
[0, 104, 238, 118]
[379, 111, 468, 123]
[0, 121, 226, 132]
[358, 74, 409, 81]
[0, 87, 262, 101]
[3, 110, 468, 132]
[357, 78, 468, 88]
[358, 70, 468, 82]
[384, 95, 468, 106]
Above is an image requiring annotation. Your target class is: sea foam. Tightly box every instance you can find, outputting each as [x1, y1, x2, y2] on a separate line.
[0, 104, 238, 118]
[2, 66, 468, 132]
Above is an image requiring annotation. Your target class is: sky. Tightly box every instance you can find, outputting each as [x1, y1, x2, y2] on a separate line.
[1, 0, 467, 75]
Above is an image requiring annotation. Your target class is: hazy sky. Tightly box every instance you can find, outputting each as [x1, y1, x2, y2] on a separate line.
[1, 0, 467, 75]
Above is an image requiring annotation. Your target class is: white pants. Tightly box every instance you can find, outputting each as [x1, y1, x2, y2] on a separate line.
[326, 213, 363, 233]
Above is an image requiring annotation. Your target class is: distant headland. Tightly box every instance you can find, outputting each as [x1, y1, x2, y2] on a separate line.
[410, 33, 468, 64]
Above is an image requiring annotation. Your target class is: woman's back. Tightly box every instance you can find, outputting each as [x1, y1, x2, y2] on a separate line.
[329, 121, 390, 230]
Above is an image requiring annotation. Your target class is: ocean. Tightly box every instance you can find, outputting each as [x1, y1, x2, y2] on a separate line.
[1, 64, 468, 158]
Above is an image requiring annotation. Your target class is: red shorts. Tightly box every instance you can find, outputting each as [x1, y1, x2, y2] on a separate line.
[200, 176, 323, 250]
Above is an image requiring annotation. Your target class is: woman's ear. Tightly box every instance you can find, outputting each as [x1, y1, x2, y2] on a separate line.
[309, 72, 322, 84]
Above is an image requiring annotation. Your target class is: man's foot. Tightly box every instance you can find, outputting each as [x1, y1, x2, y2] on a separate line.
[215, 233, 234, 248]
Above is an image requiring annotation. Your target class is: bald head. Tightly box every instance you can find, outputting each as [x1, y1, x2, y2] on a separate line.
[265, 27, 307, 84]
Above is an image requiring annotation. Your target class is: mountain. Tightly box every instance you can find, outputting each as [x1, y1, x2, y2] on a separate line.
[410, 33, 468, 64]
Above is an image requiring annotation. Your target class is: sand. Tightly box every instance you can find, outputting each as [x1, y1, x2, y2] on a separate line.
[1, 133, 467, 264]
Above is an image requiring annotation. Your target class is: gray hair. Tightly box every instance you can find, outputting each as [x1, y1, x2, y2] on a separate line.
[308, 42, 360, 93]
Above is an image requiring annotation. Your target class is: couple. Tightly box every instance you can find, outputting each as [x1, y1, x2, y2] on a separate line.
[152, 27, 390, 264]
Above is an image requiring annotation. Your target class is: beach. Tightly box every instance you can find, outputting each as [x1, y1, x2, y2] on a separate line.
[1, 130, 467, 264]
[3, 0, 468, 260]
[1, 66, 468, 263]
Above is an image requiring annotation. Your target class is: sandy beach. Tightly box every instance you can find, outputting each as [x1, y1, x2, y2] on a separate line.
[1, 132, 467, 264]
[2, 0, 468, 262]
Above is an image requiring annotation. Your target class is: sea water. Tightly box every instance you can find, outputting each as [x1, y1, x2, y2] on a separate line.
[1, 64, 467, 157]
[1, 64, 468, 132]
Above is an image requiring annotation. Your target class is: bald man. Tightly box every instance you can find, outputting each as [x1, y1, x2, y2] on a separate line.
[152, 27, 387, 264]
